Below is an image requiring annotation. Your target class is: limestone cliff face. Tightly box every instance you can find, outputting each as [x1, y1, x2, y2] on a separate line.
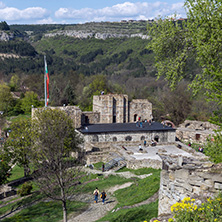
[0, 31, 24, 41]
[0, 31, 14, 41]
[44, 30, 149, 40]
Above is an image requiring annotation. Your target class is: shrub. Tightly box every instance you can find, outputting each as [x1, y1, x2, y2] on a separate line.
[169, 195, 222, 222]
[17, 182, 33, 196]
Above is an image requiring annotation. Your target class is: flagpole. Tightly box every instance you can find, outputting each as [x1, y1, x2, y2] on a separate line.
[44, 55, 47, 107]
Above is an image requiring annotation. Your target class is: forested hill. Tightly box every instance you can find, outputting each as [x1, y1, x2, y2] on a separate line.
[1, 21, 210, 125]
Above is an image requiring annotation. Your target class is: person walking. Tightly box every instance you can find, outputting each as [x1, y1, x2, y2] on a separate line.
[93, 187, 99, 203]
[100, 190, 107, 204]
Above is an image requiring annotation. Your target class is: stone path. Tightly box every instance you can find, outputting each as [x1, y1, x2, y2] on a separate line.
[68, 195, 117, 222]
[67, 169, 154, 222]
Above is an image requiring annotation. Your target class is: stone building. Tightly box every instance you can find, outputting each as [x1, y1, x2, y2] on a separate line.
[93, 94, 152, 123]
[32, 93, 175, 144]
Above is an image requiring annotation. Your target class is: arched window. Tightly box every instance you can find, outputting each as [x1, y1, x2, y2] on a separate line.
[113, 137, 117, 142]
[134, 114, 137, 122]
[92, 135, 99, 142]
[141, 136, 145, 141]
[125, 136, 132, 141]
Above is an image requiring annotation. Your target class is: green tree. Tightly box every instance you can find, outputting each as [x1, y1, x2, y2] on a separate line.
[205, 132, 222, 163]
[148, 0, 222, 162]
[148, 0, 222, 110]
[0, 152, 11, 185]
[0, 81, 14, 114]
[78, 75, 110, 110]
[4, 119, 32, 177]
[31, 108, 83, 222]
[9, 74, 20, 92]
[0, 21, 10, 30]
[21, 91, 41, 114]
[61, 81, 76, 105]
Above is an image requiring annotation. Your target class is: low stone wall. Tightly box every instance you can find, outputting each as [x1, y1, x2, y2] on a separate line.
[127, 158, 162, 169]
[158, 155, 222, 216]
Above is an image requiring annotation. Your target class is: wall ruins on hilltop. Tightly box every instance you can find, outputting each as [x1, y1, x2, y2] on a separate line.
[158, 154, 222, 216]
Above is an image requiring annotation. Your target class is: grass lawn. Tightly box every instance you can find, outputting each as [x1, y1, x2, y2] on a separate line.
[114, 168, 160, 208]
[0, 192, 43, 217]
[97, 200, 158, 222]
[8, 165, 24, 182]
[79, 173, 132, 194]
[6, 114, 31, 124]
[1, 200, 88, 222]
[116, 167, 159, 175]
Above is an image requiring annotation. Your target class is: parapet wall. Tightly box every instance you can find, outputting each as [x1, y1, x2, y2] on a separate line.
[158, 155, 222, 216]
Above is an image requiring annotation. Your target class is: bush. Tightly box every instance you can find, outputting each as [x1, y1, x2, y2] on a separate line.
[169, 195, 222, 222]
[17, 182, 33, 196]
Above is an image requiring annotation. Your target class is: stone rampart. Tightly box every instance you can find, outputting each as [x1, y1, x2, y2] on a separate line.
[158, 154, 222, 216]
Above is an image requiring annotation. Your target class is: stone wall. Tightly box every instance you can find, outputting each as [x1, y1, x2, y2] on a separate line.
[32, 106, 82, 128]
[83, 130, 175, 143]
[176, 120, 219, 144]
[93, 94, 129, 123]
[158, 154, 222, 216]
[82, 111, 100, 125]
[84, 142, 162, 169]
[129, 99, 152, 122]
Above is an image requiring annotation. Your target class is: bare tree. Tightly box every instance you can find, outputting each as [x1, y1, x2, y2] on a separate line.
[31, 108, 84, 222]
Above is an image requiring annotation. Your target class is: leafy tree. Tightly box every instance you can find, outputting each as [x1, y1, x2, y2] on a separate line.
[148, 0, 222, 110]
[9, 74, 20, 91]
[78, 75, 109, 110]
[31, 108, 83, 222]
[205, 132, 222, 163]
[61, 81, 76, 105]
[0, 152, 11, 185]
[4, 119, 32, 177]
[0, 21, 10, 30]
[50, 80, 61, 106]
[21, 91, 41, 114]
[0, 81, 14, 114]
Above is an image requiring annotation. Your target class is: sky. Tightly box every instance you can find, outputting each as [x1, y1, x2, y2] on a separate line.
[0, 0, 187, 25]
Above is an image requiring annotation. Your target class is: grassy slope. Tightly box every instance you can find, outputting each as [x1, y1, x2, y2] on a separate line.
[1, 167, 160, 221]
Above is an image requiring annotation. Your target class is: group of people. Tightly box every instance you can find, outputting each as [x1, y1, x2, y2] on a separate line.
[93, 187, 107, 204]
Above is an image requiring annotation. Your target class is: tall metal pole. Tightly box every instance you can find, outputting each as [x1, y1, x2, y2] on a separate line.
[44, 55, 47, 107]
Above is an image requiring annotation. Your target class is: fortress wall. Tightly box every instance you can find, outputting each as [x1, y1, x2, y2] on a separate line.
[158, 155, 222, 216]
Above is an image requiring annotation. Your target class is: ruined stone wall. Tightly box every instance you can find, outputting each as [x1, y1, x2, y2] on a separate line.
[158, 155, 222, 216]
[93, 94, 129, 123]
[82, 111, 100, 125]
[176, 120, 219, 144]
[83, 130, 175, 143]
[32, 106, 82, 128]
[129, 99, 152, 122]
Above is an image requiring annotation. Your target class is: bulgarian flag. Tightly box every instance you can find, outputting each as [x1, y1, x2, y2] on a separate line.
[44, 56, 49, 106]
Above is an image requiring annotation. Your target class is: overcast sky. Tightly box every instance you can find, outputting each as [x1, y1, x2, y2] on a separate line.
[0, 0, 186, 25]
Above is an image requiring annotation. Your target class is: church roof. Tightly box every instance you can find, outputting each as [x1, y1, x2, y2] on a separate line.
[79, 121, 175, 134]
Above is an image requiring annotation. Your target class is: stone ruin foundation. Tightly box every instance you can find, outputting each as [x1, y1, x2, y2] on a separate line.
[158, 154, 222, 218]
